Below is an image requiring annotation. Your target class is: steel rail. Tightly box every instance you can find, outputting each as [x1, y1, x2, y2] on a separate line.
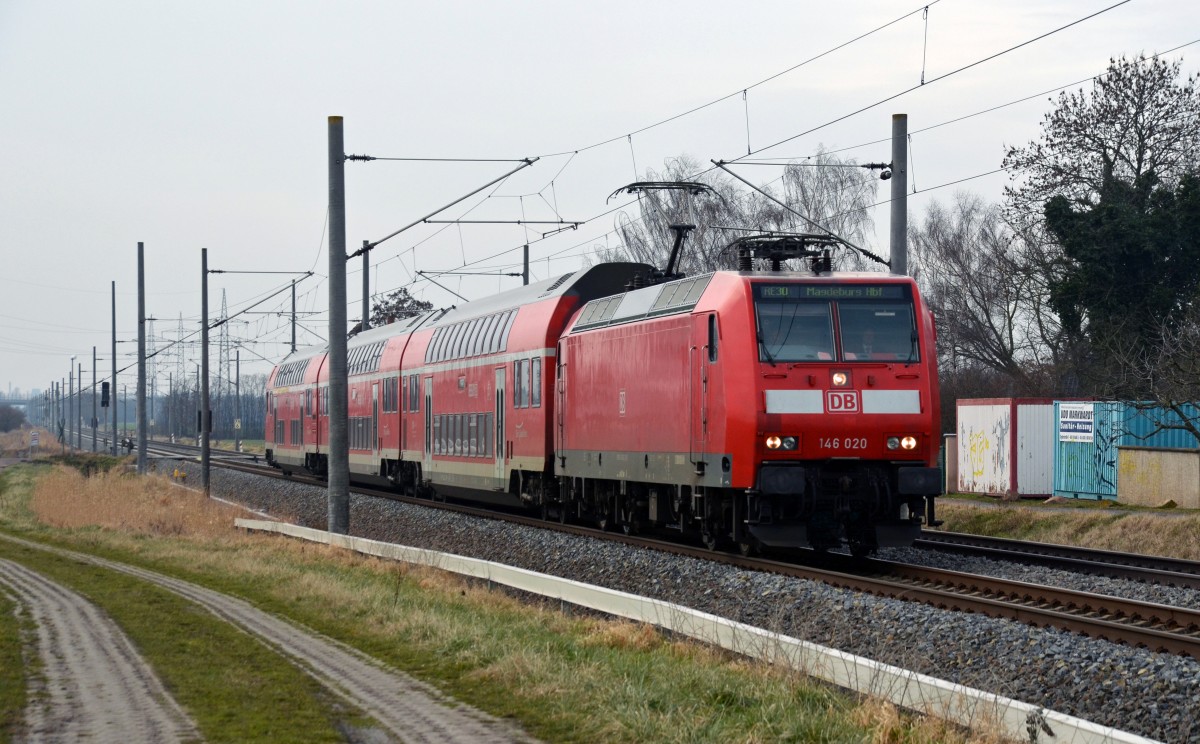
[918, 530, 1200, 590]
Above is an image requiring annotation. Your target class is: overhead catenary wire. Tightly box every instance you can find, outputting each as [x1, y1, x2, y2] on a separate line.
[531, 1, 942, 159]
[724, 0, 1134, 164]
[410, 1, 1145, 294]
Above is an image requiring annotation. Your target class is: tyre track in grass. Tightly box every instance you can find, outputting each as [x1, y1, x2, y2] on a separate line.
[0, 534, 536, 744]
[0, 557, 201, 743]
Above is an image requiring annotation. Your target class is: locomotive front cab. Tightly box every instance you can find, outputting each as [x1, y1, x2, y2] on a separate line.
[746, 278, 941, 554]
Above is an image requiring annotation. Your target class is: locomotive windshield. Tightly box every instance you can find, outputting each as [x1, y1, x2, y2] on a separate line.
[753, 283, 919, 363]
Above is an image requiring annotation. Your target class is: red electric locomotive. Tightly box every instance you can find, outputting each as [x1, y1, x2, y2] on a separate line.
[266, 238, 942, 555]
[555, 237, 942, 555]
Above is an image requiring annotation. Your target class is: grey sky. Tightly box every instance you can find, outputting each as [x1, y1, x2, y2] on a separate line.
[1, 0, 1196, 396]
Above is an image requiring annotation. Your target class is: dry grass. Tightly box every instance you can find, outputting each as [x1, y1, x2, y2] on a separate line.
[30, 465, 253, 537]
[937, 500, 1200, 561]
[0, 428, 57, 458]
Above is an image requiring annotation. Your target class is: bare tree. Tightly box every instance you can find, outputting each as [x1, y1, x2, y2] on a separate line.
[1102, 310, 1200, 444]
[603, 150, 881, 273]
[909, 193, 1064, 394]
[607, 155, 752, 274]
[769, 149, 880, 270]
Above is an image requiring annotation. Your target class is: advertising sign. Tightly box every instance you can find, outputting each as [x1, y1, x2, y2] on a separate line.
[1059, 403, 1095, 442]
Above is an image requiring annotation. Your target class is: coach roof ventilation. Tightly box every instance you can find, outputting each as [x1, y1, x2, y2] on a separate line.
[274, 358, 310, 387]
[574, 273, 713, 332]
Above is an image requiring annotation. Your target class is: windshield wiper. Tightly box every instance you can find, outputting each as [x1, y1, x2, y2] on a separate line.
[905, 329, 918, 365]
[757, 332, 777, 367]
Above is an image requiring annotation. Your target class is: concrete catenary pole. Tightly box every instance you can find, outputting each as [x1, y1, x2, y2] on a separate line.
[111, 281, 117, 455]
[235, 348, 241, 452]
[91, 346, 97, 452]
[77, 362, 83, 450]
[327, 116, 350, 534]
[201, 248, 211, 496]
[889, 114, 908, 276]
[137, 242, 148, 474]
[68, 359, 74, 451]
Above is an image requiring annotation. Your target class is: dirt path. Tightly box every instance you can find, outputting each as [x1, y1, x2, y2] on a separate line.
[0, 534, 535, 743]
[0, 557, 201, 743]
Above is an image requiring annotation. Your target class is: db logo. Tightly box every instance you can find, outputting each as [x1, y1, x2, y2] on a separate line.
[825, 391, 860, 413]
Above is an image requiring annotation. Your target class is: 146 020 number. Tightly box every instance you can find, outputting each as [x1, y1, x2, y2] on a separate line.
[819, 437, 867, 450]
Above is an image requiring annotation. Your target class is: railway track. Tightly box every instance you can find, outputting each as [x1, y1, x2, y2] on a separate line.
[123, 438, 1200, 659]
[916, 529, 1200, 590]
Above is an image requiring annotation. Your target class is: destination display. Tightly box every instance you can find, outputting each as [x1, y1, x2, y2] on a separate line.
[754, 284, 907, 300]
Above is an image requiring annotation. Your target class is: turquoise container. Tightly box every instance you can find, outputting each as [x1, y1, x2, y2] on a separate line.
[1052, 401, 1122, 500]
[1053, 402, 1200, 500]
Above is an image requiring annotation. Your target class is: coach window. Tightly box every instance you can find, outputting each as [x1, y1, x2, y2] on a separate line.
[455, 322, 470, 359]
[531, 358, 542, 407]
[480, 313, 498, 353]
[433, 327, 448, 362]
[499, 309, 516, 350]
[466, 319, 482, 357]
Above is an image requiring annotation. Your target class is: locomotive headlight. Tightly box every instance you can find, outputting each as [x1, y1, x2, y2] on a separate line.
[765, 435, 797, 451]
[887, 435, 919, 450]
[831, 371, 849, 387]
[766, 435, 782, 450]
[781, 436, 798, 450]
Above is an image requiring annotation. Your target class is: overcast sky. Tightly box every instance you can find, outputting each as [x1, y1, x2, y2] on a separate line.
[1, 0, 1196, 398]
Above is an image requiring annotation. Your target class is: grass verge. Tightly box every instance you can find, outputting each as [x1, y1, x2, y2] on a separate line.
[0, 588, 26, 742]
[0, 538, 358, 743]
[0, 460, 997, 743]
[936, 498, 1200, 561]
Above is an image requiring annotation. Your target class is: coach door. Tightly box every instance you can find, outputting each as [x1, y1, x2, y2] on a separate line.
[690, 313, 717, 468]
[423, 377, 433, 476]
[494, 367, 506, 484]
[372, 382, 380, 453]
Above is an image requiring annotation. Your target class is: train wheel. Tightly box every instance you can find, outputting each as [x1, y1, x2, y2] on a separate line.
[701, 531, 721, 552]
[848, 542, 874, 558]
[737, 537, 759, 557]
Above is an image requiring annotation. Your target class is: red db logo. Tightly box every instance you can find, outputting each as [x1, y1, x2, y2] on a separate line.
[825, 391, 860, 413]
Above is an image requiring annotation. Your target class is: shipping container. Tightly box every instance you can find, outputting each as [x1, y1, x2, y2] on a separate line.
[1053, 401, 1121, 500]
[955, 398, 1059, 497]
[1053, 401, 1200, 500]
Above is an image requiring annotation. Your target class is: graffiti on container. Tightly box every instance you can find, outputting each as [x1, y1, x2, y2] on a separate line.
[1092, 425, 1119, 492]
[958, 413, 1010, 494]
[967, 431, 990, 478]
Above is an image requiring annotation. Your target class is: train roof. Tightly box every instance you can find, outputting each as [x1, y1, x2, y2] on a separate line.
[270, 262, 654, 368]
[422, 261, 653, 329]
